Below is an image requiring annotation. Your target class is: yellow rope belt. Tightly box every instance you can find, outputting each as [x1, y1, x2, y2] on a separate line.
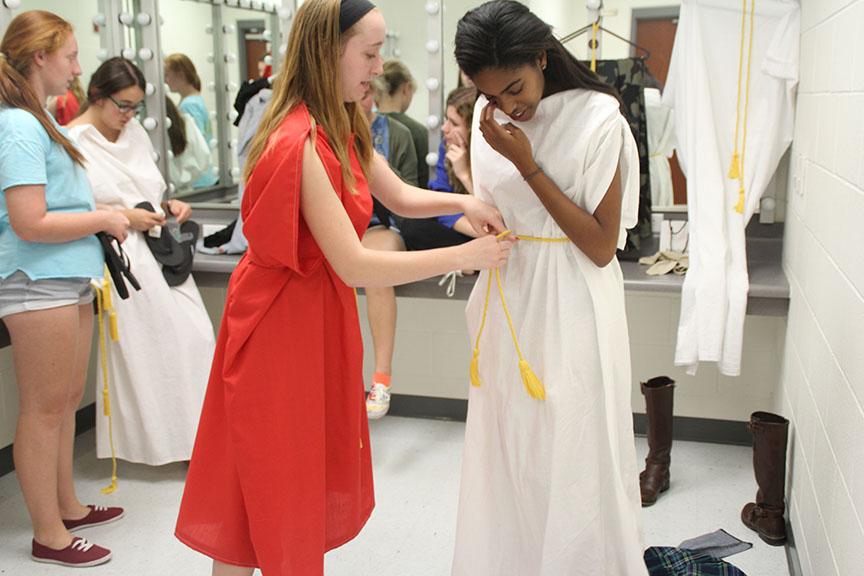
[469, 231, 569, 401]
[93, 270, 120, 494]
[729, 0, 756, 214]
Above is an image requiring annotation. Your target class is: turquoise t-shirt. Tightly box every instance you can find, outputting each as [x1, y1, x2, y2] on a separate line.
[180, 95, 218, 188]
[0, 107, 103, 280]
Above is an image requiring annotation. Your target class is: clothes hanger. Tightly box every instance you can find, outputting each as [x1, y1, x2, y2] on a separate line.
[560, 18, 651, 61]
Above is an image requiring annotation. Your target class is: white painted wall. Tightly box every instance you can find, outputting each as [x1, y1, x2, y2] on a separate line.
[776, 0, 864, 574]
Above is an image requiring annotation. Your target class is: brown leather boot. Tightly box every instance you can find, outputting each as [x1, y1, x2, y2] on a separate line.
[741, 411, 789, 545]
[639, 376, 675, 506]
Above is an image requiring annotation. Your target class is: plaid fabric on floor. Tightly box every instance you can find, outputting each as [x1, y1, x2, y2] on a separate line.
[644, 546, 748, 576]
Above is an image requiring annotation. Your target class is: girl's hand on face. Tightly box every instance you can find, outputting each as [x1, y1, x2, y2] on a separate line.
[478, 102, 538, 176]
[445, 132, 471, 181]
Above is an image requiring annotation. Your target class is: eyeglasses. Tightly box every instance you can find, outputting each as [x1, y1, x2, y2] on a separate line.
[108, 95, 145, 115]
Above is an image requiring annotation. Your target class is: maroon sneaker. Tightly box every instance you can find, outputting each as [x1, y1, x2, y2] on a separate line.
[31, 536, 112, 567]
[63, 505, 125, 531]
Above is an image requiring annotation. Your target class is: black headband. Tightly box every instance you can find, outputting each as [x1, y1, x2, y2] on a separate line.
[339, 0, 376, 34]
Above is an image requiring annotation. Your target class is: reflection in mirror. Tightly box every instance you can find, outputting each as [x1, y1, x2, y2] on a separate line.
[159, 0, 219, 197]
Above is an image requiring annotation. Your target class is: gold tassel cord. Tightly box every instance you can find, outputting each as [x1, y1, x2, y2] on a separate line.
[590, 21, 600, 73]
[93, 272, 120, 495]
[729, 0, 756, 214]
[469, 231, 567, 400]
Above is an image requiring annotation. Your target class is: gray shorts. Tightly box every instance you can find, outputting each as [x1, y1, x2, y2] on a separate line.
[0, 271, 94, 319]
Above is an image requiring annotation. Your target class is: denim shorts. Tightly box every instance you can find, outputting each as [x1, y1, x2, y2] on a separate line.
[0, 271, 94, 319]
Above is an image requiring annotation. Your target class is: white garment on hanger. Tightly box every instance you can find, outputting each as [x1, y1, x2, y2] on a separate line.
[69, 119, 216, 465]
[452, 90, 646, 576]
[645, 87, 676, 207]
[664, 0, 799, 376]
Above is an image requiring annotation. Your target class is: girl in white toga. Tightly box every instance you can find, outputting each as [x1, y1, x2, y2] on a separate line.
[452, 1, 648, 574]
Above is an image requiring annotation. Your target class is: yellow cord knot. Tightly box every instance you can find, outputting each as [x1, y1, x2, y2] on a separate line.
[727, 152, 741, 180]
[735, 186, 746, 214]
[469, 231, 562, 401]
[470, 348, 482, 387]
[519, 360, 545, 400]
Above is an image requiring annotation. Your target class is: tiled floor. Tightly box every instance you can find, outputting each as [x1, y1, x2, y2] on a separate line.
[0, 417, 789, 575]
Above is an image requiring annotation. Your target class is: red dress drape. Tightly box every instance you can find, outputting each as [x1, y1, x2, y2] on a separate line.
[175, 103, 374, 575]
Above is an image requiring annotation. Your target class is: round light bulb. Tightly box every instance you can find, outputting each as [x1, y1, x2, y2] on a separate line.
[207, 53, 214, 63]
[278, 6, 293, 20]
[426, 77, 440, 92]
[3, 0, 21, 7]
[165, 116, 172, 130]
[145, 82, 155, 96]
[167, 149, 174, 159]
[228, 139, 238, 149]
[223, 24, 235, 34]
[231, 167, 241, 179]
[225, 53, 237, 63]
[426, 115, 440, 129]
[121, 48, 136, 60]
[169, 183, 176, 194]
[209, 139, 218, 150]
[142, 117, 158, 131]
[425, 152, 439, 167]
[262, 29, 272, 41]
[240, 0, 251, 8]
[118, 12, 134, 26]
[425, 40, 439, 53]
[394, 48, 402, 57]
[425, 1, 440, 15]
[138, 48, 154, 61]
[279, 44, 288, 56]
[586, 0, 602, 10]
[210, 110, 218, 119]
[151, 151, 160, 162]
[96, 49, 110, 62]
[264, 55, 273, 65]
[227, 82, 239, 91]
[92, 14, 107, 27]
[228, 110, 239, 122]
[136, 12, 152, 26]
[207, 81, 216, 92]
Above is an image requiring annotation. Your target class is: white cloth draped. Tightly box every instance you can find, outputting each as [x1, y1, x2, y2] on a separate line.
[452, 89, 646, 576]
[168, 111, 211, 192]
[69, 119, 215, 465]
[664, 0, 799, 376]
[645, 87, 676, 207]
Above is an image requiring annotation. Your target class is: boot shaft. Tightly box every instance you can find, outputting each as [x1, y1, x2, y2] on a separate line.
[748, 411, 789, 510]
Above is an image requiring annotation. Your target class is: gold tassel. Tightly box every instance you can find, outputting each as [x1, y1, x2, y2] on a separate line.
[735, 186, 746, 214]
[470, 348, 482, 387]
[102, 389, 111, 417]
[727, 152, 741, 179]
[519, 360, 545, 400]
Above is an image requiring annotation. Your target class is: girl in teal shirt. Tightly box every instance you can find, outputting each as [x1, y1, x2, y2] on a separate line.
[0, 10, 128, 568]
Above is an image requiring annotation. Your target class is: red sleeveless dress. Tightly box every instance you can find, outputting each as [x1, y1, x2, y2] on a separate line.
[175, 103, 374, 575]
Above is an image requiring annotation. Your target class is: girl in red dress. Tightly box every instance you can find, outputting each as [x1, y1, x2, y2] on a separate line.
[174, 1, 513, 575]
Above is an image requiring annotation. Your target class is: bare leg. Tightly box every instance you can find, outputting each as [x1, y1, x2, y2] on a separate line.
[212, 560, 255, 576]
[57, 304, 95, 520]
[361, 227, 405, 377]
[6, 305, 81, 549]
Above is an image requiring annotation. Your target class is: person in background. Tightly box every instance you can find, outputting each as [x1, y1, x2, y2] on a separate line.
[47, 77, 84, 125]
[0, 10, 128, 567]
[174, 2, 513, 573]
[67, 57, 216, 466]
[363, 86, 480, 420]
[165, 96, 211, 192]
[372, 59, 428, 187]
[164, 53, 217, 188]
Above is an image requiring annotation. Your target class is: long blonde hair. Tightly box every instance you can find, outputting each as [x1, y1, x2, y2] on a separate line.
[243, 0, 373, 192]
[164, 53, 202, 92]
[0, 10, 85, 166]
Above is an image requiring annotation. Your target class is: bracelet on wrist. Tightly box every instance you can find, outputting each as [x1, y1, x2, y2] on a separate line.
[523, 166, 543, 183]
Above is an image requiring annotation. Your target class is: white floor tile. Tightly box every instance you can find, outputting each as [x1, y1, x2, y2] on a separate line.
[0, 418, 789, 575]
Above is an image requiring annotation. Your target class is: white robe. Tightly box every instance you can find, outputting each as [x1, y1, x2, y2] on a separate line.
[645, 87, 676, 207]
[168, 111, 211, 192]
[69, 119, 215, 465]
[664, 0, 798, 376]
[452, 90, 646, 576]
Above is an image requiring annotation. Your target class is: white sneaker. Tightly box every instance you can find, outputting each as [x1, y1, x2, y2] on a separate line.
[366, 382, 391, 420]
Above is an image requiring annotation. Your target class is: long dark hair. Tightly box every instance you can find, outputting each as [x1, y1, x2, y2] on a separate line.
[85, 57, 146, 106]
[454, 0, 620, 104]
[164, 96, 187, 156]
[445, 86, 476, 195]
